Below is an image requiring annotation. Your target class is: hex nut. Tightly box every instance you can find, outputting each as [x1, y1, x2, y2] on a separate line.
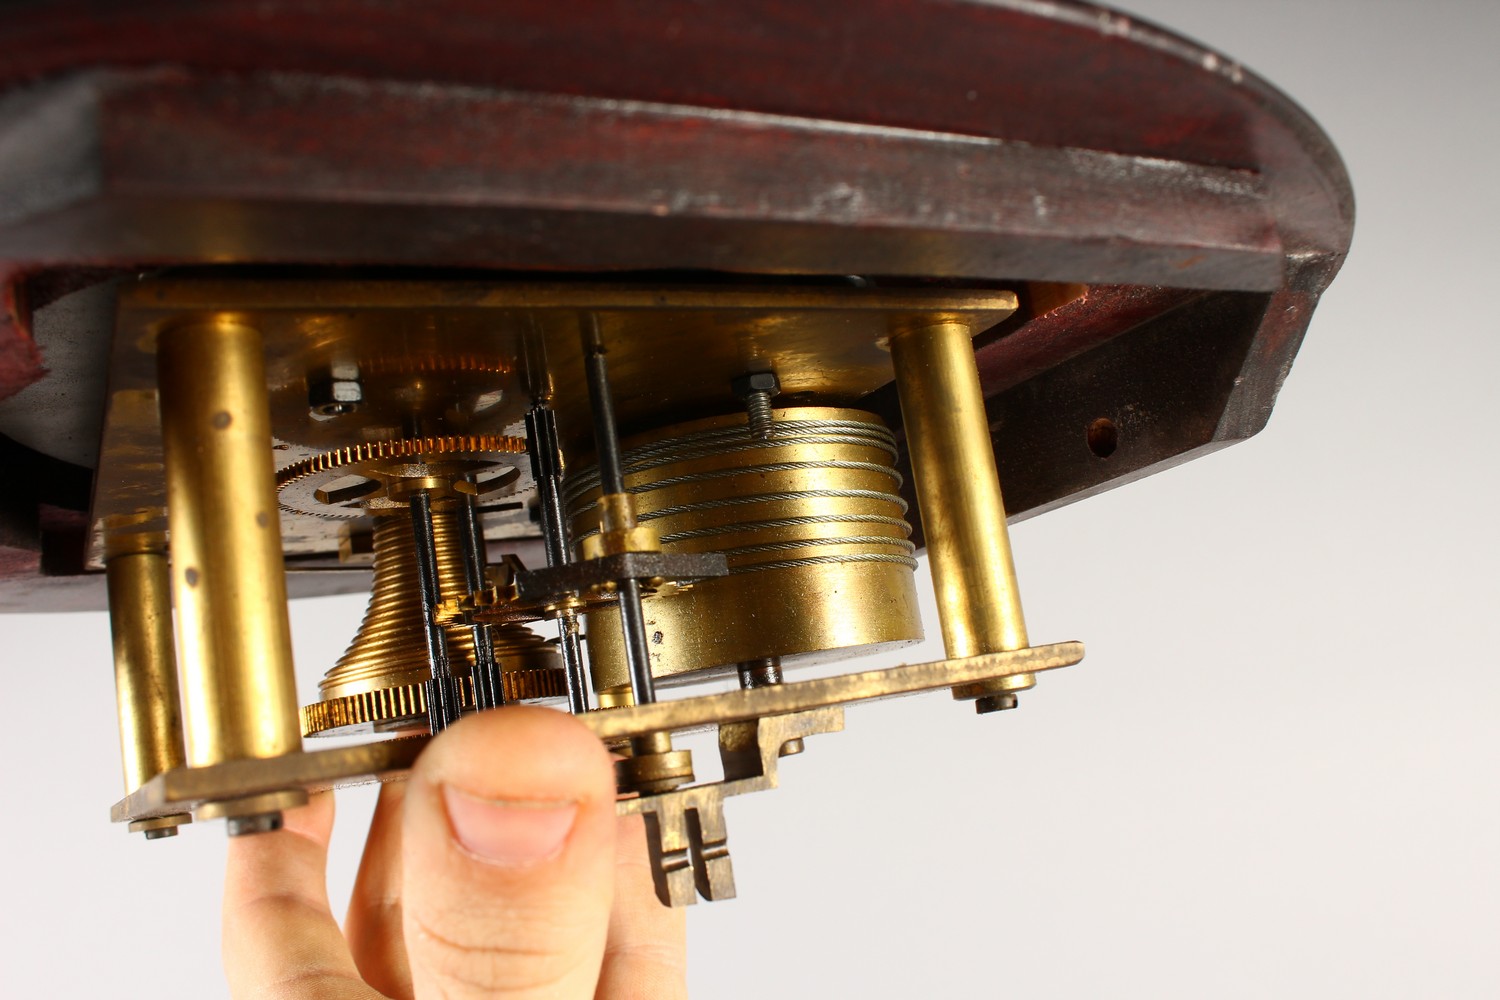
[730, 370, 780, 399]
[975, 692, 1020, 714]
[308, 377, 363, 417]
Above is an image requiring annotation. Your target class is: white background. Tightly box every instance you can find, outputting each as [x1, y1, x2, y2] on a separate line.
[1, 0, 1496, 996]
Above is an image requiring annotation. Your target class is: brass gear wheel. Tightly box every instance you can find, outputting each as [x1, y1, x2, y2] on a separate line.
[276, 434, 531, 518]
[282, 434, 565, 736]
[302, 669, 567, 737]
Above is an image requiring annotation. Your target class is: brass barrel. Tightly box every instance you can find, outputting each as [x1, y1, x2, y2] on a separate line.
[105, 545, 187, 791]
[567, 407, 923, 697]
[889, 321, 1033, 699]
[157, 319, 303, 769]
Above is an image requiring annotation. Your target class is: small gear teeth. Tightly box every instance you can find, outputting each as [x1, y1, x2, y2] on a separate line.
[357, 354, 514, 377]
[277, 433, 527, 484]
[275, 433, 530, 518]
[301, 668, 567, 736]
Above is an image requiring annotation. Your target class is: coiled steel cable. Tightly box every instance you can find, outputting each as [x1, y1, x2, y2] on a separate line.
[566, 413, 914, 575]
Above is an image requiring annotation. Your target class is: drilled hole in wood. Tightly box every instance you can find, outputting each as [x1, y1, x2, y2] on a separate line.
[1087, 418, 1118, 459]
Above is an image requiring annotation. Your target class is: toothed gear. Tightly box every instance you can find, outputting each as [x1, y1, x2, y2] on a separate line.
[301, 668, 567, 737]
[276, 434, 531, 518]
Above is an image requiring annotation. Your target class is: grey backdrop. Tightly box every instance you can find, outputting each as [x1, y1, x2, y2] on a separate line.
[2, 0, 1495, 996]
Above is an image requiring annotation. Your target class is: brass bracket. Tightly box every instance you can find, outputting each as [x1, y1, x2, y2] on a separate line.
[622, 708, 845, 906]
[511, 551, 728, 605]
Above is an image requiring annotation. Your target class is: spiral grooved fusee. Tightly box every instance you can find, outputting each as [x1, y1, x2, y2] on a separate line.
[303, 510, 563, 736]
[326, 514, 473, 694]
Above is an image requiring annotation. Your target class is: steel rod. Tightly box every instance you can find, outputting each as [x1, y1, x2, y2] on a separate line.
[584, 361, 627, 496]
[527, 404, 591, 714]
[409, 491, 460, 731]
[580, 318, 656, 705]
[526, 406, 570, 568]
[616, 578, 655, 705]
[459, 491, 502, 710]
[556, 610, 588, 715]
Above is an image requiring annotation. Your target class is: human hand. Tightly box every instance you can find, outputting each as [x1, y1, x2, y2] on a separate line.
[222, 706, 687, 998]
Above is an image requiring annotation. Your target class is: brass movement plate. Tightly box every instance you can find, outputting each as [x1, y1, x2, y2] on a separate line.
[582, 641, 1080, 740]
[112, 641, 1078, 824]
[92, 278, 1017, 569]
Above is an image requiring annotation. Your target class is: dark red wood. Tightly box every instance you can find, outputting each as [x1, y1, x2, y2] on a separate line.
[0, 0, 1354, 603]
[0, 1, 1339, 195]
[0, 272, 40, 400]
[0, 3, 1351, 236]
[975, 284, 1203, 397]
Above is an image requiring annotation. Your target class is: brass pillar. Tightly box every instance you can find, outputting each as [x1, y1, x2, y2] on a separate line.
[889, 321, 1034, 709]
[157, 318, 305, 822]
[105, 538, 190, 838]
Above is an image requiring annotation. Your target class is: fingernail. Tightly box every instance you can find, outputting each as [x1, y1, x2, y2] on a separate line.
[442, 786, 578, 867]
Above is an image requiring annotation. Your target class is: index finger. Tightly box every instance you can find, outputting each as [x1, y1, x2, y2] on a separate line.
[221, 791, 379, 1000]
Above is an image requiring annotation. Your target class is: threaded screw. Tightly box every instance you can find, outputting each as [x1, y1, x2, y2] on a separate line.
[731, 370, 781, 440]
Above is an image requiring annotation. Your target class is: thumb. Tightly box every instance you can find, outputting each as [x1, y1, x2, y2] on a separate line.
[401, 705, 618, 999]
